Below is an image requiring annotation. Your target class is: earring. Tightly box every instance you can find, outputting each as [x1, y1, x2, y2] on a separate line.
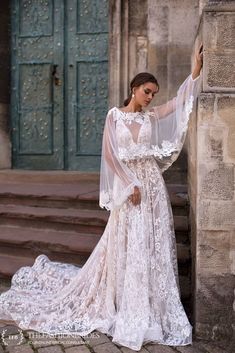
[132, 93, 135, 98]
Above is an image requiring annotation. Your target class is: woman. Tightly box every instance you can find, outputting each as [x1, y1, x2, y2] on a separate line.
[0, 45, 203, 351]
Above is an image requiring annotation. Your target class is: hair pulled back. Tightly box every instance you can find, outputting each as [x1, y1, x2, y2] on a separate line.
[124, 72, 159, 106]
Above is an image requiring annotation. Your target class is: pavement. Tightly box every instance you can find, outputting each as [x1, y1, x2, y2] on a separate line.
[0, 323, 233, 353]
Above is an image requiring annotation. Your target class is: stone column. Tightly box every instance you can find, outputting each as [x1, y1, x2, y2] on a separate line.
[188, 1, 235, 341]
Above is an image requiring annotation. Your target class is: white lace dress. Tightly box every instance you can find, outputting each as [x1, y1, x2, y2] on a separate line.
[0, 73, 201, 351]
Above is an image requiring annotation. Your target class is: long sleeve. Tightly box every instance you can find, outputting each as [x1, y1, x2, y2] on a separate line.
[148, 72, 202, 172]
[99, 110, 142, 211]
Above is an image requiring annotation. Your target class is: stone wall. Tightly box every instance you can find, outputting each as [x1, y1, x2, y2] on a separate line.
[0, 0, 11, 169]
[188, 0, 235, 341]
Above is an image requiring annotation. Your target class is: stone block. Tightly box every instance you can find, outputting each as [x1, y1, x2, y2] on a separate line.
[129, 0, 147, 36]
[197, 126, 224, 163]
[195, 274, 234, 340]
[92, 341, 121, 353]
[143, 344, 175, 353]
[204, 52, 235, 91]
[203, 11, 235, 91]
[197, 230, 233, 275]
[65, 345, 91, 353]
[7, 345, 34, 353]
[197, 199, 235, 230]
[217, 96, 235, 160]
[38, 345, 64, 353]
[148, 3, 169, 45]
[217, 96, 235, 125]
[199, 164, 234, 200]
[197, 94, 215, 125]
[204, 12, 235, 50]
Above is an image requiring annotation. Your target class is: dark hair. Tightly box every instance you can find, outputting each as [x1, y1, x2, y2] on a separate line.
[124, 72, 159, 106]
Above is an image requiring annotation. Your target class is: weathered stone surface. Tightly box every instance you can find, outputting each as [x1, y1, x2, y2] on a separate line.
[195, 274, 234, 340]
[199, 164, 234, 200]
[197, 340, 232, 353]
[129, 0, 147, 35]
[217, 96, 235, 160]
[7, 345, 34, 353]
[203, 11, 235, 91]
[147, 0, 199, 103]
[92, 342, 121, 353]
[37, 345, 64, 353]
[204, 12, 235, 50]
[197, 230, 233, 275]
[175, 341, 205, 353]
[144, 344, 175, 353]
[0, 325, 20, 336]
[198, 94, 215, 125]
[197, 126, 224, 163]
[198, 200, 235, 230]
[205, 53, 235, 91]
[65, 345, 91, 353]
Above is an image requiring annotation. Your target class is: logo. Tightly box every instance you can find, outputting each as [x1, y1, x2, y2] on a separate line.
[1, 327, 24, 346]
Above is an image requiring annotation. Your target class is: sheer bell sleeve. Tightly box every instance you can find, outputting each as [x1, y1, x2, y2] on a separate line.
[149, 72, 202, 173]
[99, 109, 142, 211]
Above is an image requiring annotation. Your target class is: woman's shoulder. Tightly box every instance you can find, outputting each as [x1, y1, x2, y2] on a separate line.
[107, 106, 122, 114]
[106, 107, 123, 121]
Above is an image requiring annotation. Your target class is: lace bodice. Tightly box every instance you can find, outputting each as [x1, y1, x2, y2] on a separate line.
[115, 109, 151, 145]
[110, 107, 180, 162]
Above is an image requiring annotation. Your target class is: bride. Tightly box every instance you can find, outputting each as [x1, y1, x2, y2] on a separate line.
[0, 45, 203, 351]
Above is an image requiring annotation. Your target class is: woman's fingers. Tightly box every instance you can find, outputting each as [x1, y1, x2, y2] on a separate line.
[128, 187, 141, 206]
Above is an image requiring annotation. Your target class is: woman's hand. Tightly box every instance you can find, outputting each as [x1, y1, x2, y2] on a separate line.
[192, 43, 203, 80]
[128, 186, 141, 206]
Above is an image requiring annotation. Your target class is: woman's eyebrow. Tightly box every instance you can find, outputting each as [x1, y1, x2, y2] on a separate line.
[144, 87, 158, 94]
[147, 90, 158, 94]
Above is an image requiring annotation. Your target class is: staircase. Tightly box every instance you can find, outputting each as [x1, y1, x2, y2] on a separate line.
[0, 169, 192, 315]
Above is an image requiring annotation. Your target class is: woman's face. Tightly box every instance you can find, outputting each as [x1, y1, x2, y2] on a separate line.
[133, 82, 159, 107]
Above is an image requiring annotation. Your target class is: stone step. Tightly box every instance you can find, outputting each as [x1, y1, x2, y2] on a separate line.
[0, 224, 190, 264]
[0, 182, 100, 210]
[0, 170, 100, 184]
[0, 204, 109, 233]
[0, 204, 188, 233]
[0, 182, 189, 213]
[0, 225, 101, 265]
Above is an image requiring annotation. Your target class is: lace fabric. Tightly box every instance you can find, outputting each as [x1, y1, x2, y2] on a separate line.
[0, 72, 201, 351]
[0, 157, 192, 351]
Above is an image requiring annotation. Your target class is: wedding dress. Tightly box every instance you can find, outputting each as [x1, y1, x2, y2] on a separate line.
[0, 72, 201, 351]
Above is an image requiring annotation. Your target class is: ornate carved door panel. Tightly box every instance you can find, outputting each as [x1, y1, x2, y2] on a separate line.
[66, 0, 109, 170]
[11, 0, 65, 169]
[11, 0, 109, 170]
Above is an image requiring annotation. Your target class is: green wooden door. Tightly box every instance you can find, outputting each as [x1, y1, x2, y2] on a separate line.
[66, 0, 109, 170]
[11, 0, 109, 171]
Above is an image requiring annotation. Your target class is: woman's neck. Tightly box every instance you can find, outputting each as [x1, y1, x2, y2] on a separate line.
[122, 101, 142, 113]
